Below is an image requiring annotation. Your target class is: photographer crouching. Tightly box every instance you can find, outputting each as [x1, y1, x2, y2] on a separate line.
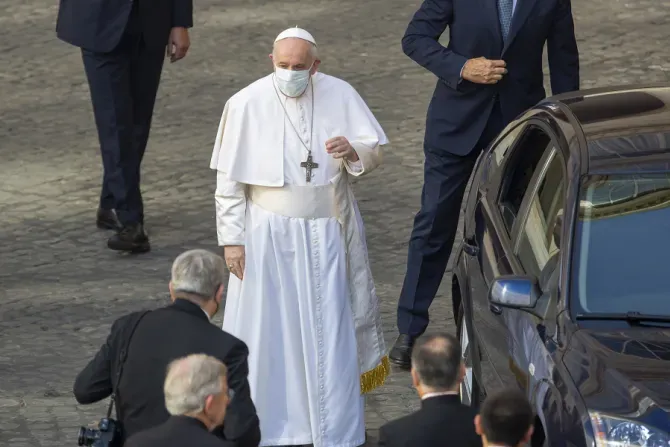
[73, 249, 260, 446]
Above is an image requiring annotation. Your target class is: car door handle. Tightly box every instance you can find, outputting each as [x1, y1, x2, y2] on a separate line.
[489, 304, 503, 315]
[463, 237, 479, 256]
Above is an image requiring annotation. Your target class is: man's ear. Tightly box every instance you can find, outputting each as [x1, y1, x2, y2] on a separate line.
[203, 394, 215, 414]
[215, 284, 225, 304]
[474, 414, 483, 436]
[522, 424, 535, 444]
[410, 367, 420, 389]
[168, 281, 176, 302]
[459, 362, 466, 382]
[311, 59, 321, 74]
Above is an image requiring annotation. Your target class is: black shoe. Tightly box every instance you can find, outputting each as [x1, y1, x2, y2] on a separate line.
[107, 223, 150, 253]
[96, 208, 122, 231]
[389, 334, 414, 370]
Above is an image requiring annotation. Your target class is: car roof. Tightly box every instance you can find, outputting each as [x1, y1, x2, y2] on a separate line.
[542, 84, 670, 171]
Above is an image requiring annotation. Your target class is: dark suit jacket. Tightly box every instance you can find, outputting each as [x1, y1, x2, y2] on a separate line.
[73, 299, 260, 447]
[56, 0, 193, 53]
[126, 416, 234, 447]
[402, 0, 580, 155]
[378, 395, 482, 447]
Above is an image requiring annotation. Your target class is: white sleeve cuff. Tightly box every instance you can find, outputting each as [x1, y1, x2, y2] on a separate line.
[345, 158, 364, 173]
[215, 171, 247, 246]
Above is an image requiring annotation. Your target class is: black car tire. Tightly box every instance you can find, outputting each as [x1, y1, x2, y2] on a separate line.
[458, 303, 483, 408]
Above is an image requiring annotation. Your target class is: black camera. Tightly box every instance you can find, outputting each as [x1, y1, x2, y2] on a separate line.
[77, 418, 122, 447]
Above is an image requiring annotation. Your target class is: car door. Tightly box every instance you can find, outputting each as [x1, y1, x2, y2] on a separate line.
[466, 121, 559, 393]
[459, 122, 527, 399]
[505, 145, 567, 399]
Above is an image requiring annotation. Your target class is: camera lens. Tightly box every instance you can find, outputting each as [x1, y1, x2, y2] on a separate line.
[77, 427, 87, 446]
[77, 427, 96, 446]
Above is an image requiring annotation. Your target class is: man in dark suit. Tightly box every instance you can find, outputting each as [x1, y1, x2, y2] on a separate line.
[391, 0, 580, 367]
[474, 388, 534, 447]
[379, 333, 481, 447]
[56, 0, 193, 253]
[73, 249, 260, 446]
[126, 354, 235, 447]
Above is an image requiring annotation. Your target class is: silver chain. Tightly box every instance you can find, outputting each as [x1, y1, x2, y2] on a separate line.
[272, 77, 315, 158]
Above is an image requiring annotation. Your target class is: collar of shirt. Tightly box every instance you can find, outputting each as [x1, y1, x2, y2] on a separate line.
[201, 307, 211, 322]
[421, 391, 459, 400]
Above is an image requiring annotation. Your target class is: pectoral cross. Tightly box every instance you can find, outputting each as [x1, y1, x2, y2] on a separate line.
[300, 153, 319, 183]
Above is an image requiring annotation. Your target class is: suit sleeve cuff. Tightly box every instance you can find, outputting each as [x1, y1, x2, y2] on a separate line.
[458, 60, 468, 84]
[171, 0, 193, 28]
[439, 54, 469, 89]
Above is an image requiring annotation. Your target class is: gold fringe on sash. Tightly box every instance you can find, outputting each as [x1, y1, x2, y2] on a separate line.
[359, 356, 391, 394]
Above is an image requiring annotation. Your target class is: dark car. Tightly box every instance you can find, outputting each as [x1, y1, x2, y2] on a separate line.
[452, 84, 670, 447]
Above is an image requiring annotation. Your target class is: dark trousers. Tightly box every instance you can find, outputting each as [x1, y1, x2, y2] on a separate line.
[81, 7, 165, 226]
[398, 102, 504, 337]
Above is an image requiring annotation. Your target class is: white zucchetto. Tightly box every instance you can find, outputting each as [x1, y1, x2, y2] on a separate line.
[274, 27, 317, 46]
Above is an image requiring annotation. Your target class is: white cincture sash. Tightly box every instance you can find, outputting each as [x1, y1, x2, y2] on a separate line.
[248, 184, 338, 220]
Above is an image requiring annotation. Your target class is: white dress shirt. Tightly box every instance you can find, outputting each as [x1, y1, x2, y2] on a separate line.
[421, 391, 459, 400]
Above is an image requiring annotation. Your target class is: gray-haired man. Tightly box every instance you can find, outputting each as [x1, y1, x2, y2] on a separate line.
[126, 354, 234, 447]
[73, 249, 260, 446]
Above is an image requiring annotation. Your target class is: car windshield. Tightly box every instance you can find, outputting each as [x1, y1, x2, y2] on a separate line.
[571, 173, 670, 316]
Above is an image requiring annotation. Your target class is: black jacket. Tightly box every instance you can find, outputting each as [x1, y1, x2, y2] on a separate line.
[73, 299, 260, 447]
[56, 0, 193, 52]
[378, 394, 482, 447]
[126, 416, 234, 447]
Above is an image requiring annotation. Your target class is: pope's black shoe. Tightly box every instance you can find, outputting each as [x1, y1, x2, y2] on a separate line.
[96, 208, 122, 231]
[389, 334, 414, 370]
[107, 223, 150, 253]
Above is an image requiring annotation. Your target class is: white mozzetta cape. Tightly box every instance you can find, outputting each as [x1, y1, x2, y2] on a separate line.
[210, 72, 391, 392]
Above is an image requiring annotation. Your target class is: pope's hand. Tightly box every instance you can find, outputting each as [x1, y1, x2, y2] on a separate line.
[326, 136, 359, 162]
[167, 27, 190, 63]
[224, 245, 245, 280]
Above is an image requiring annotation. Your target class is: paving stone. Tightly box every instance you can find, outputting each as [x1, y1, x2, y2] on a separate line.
[1, 0, 669, 445]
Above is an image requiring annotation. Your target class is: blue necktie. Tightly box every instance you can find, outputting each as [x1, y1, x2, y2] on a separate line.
[498, 0, 514, 41]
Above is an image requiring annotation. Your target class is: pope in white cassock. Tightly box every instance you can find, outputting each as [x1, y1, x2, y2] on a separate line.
[209, 27, 390, 447]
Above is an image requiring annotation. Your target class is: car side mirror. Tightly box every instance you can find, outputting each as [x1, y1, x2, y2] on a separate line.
[488, 275, 541, 310]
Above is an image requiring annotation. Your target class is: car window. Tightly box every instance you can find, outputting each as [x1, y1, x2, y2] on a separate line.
[571, 173, 670, 316]
[497, 126, 552, 232]
[464, 124, 529, 229]
[514, 148, 566, 280]
[490, 123, 528, 172]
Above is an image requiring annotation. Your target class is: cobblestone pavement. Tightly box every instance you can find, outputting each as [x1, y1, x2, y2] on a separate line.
[2, 0, 670, 445]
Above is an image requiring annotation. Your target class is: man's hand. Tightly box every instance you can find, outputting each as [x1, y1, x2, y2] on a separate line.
[167, 27, 190, 63]
[224, 245, 245, 280]
[326, 136, 359, 162]
[462, 57, 507, 84]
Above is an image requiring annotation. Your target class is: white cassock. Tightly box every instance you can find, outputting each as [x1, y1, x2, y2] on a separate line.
[210, 71, 389, 447]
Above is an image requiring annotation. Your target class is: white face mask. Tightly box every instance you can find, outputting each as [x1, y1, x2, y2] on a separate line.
[274, 64, 313, 97]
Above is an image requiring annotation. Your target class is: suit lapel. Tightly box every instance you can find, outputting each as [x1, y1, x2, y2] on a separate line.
[502, 0, 538, 55]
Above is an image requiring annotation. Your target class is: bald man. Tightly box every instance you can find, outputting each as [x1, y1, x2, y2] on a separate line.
[210, 28, 390, 446]
[379, 333, 480, 447]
